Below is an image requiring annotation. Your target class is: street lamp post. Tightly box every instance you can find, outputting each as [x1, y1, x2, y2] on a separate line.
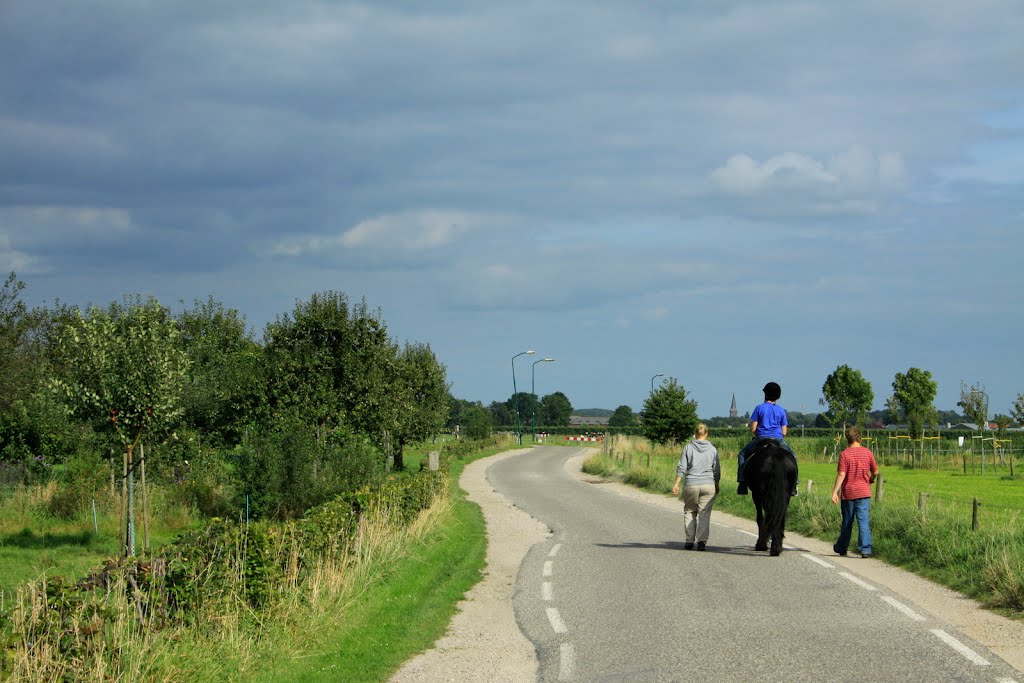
[512, 350, 535, 445]
[532, 358, 555, 442]
[650, 373, 665, 394]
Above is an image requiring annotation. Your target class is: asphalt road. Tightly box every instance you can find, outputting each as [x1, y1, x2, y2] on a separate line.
[491, 446, 1022, 683]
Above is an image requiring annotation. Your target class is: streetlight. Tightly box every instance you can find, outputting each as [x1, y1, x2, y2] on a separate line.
[650, 373, 664, 393]
[532, 358, 555, 442]
[512, 350, 535, 445]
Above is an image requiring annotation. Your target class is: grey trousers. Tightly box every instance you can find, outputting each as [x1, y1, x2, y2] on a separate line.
[682, 483, 718, 543]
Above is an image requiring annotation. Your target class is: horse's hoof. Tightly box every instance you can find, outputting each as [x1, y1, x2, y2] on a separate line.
[755, 542, 768, 552]
[770, 547, 783, 557]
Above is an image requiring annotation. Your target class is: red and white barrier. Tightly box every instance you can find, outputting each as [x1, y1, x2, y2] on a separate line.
[565, 436, 602, 442]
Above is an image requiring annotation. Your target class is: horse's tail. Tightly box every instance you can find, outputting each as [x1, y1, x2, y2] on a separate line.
[763, 452, 792, 551]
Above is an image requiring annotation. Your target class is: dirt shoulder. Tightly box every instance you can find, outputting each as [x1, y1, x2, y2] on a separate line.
[391, 447, 1024, 680]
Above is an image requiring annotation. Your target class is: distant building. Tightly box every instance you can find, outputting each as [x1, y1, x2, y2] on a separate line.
[729, 393, 738, 419]
[570, 415, 609, 426]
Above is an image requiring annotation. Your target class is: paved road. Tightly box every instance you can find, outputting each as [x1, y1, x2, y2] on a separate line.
[491, 446, 1022, 683]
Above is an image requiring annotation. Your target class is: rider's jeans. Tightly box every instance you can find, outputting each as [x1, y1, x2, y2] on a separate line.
[736, 437, 795, 483]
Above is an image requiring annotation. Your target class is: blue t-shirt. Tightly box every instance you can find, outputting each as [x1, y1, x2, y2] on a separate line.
[751, 401, 788, 439]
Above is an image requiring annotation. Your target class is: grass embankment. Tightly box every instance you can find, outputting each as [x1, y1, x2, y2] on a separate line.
[584, 434, 1024, 619]
[1, 438, 517, 682]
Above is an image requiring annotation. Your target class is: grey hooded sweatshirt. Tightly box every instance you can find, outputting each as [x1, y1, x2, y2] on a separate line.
[676, 439, 720, 487]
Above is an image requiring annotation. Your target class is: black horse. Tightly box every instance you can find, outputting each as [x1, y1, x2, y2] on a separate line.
[743, 442, 798, 556]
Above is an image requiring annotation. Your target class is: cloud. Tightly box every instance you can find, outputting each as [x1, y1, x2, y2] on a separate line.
[261, 210, 517, 261]
[708, 147, 906, 216]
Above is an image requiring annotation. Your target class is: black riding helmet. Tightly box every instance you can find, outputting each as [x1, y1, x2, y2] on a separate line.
[763, 382, 781, 401]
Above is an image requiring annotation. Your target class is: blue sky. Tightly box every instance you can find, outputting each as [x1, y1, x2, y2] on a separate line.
[2, 1, 1022, 417]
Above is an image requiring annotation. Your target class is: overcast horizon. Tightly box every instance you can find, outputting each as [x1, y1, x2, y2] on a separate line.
[2, 1, 1022, 418]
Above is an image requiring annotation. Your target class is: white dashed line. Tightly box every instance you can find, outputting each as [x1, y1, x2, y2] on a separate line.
[880, 595, 926, 622]
[542, 582, 553, 601]
[930, 629, 990, 665]
[543, 560, 553, 577]
[546, 607, 568, 634]
[801, 553, 834, 569]
[838, 572, 877, 591]
[737, 529, 759, 538]
[549, 543, 562, 557]
[559, 643, 576, 681]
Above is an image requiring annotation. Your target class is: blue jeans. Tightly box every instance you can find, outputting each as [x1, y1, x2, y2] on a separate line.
[736, 437, 795, 483]
[836, 497, 872, 556]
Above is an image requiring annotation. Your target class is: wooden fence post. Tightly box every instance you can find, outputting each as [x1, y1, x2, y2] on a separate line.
[806, 480, 813, 494]
[874, 475, 884, 503]
[972, 497, 980, 531]
[918, 492, 928, 522]
[428, 451, 439, 471]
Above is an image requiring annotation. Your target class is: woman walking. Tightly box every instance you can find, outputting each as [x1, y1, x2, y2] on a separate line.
[672, 423, 721, 550]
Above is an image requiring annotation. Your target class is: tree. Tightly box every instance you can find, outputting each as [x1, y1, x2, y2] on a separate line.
[463, 404, 492, 440]
[957, 381, 989, 431]
[640, 377, 699, 444]
[392, 342, 450, 470]
[264, 293, 398, 449]
[992, 414, 1012, 435]
[177, 296, 265, 447]
[488, 400, 513, 427]
[540, 391, 573, 427]
[503, 392, 539, 433]
[1012, 394, 1024, 428]
[608, 405, 637, 428]
[820, 364, 874, 430]
[889, 368, 937, 439]
[50, 296, 190, 555]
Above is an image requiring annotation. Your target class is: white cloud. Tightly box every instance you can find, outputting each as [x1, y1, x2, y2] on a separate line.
[708, 147, 906, 216]
[264, 210, 514, 258]
[0, 207, 137, 246]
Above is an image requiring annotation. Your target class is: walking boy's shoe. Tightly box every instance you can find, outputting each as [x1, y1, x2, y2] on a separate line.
[696, 541, 706, 551]
[736, 483, 748, 495]
[684, 542, 695, 550]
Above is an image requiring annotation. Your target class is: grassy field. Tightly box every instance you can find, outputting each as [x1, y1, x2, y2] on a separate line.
[0, 483, 197, 609]
[586, 434, 1024, 618]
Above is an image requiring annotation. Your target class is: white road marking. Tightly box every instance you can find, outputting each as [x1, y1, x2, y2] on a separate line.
[546, 607, 568, 634]
[801, 554, 834, 568]
[881, 596, 926, 622]
[737, 529, 759, 538]
[549, 543, 562, 557]
[543, 560, 553, 577]
[930, 629, 990, 665]
[559, 643, 576, 681]
[542, 582, 553, 601]
[995, 677, 1019, 683]
[838, 572, 877, 591]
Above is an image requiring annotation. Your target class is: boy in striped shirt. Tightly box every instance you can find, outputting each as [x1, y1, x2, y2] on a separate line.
[831, 426, 879, 558]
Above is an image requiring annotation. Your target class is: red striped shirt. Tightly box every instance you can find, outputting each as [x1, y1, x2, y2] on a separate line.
[838, 445, 878, 500]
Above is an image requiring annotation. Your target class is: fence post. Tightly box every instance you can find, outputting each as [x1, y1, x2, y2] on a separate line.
[972, 497, 980, 531]
[873, 475, 884, 503]
[918, 492, 928, 523]
[806, 480, 813, 494]
[428, 450, 439, 471]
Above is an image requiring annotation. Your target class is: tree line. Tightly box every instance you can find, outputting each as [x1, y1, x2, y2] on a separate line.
[0, 273, 451, 530]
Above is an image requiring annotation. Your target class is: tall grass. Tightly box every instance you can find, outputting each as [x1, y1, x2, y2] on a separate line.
[584, 434, 1024, 618]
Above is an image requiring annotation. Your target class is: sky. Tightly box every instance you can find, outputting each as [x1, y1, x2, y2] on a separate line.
[2, 1, 1022, 417]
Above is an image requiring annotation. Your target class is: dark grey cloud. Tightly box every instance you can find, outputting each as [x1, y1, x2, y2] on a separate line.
[1, 0, 1022, 412]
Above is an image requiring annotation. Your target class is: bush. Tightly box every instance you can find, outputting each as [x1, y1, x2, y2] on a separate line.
[48, 447, 110, 519]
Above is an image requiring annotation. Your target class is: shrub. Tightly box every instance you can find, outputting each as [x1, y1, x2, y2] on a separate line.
[48, 447, 109, 519]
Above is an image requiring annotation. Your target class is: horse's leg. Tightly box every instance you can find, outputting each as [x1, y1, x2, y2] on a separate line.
[753, 498, 768, 551]
[770, 501, 789, 556]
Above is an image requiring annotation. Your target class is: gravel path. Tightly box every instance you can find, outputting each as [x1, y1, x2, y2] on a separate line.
[390, 448, 1024, 680]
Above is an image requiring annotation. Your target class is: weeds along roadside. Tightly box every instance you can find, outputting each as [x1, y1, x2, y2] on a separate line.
[0, 435, 515, 683]
[584, 434, 1024, 620]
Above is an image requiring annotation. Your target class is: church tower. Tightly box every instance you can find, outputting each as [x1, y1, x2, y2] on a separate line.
[729, 393, 738, 418]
